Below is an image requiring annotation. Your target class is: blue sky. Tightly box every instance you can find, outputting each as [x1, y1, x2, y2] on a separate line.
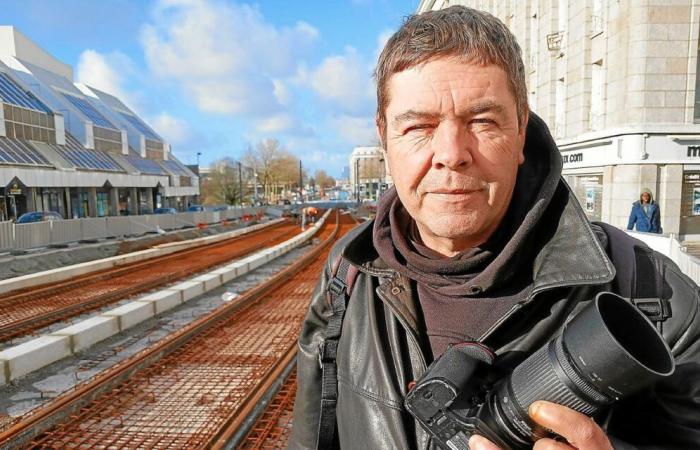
[3, 0, 419, 176]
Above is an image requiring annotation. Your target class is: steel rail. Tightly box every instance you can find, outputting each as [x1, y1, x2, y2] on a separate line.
[0, 222, 299, 344]
[0, 211, 341, 449]
[237, 368, 298, 449]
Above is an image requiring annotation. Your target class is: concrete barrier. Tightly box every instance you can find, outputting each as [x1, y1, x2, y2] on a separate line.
[52, 316, 120, 353]
[169, 280, 205, 302]
[191, 273, 222, 291]
[0, 335, 71, 383]
[102, 302, 155, 331]
[140, 290, 183, 314]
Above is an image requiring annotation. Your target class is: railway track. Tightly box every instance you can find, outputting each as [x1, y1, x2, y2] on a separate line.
[0, 210, 356, 449]
[0, 221, 301, 344]
[238, 368, 298, 449]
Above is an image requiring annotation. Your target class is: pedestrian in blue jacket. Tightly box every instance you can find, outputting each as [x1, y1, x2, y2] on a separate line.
[627, 188, 661, 233]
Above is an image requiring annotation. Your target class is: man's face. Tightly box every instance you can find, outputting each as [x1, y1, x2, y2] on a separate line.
[380, 58, 527, 255]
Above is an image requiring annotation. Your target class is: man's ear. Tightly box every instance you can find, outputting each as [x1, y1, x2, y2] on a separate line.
[375, 115, 385, 150]
[517, 110, 529, 165]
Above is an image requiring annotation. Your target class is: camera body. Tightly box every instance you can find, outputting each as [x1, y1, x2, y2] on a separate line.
[405, 292, 675, 450]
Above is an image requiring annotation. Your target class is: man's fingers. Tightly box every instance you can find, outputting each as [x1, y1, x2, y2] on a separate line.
[468, 434, 502, 450]
[532, 438, 575, 450]
[529, 401, 612, 450]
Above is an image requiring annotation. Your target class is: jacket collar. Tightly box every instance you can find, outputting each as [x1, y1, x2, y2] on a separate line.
[342, 181, 616, 296]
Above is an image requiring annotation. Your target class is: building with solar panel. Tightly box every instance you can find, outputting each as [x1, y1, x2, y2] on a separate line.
[0, 26, 198, 221]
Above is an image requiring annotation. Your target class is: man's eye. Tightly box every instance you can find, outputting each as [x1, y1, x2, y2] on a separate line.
[471, 118, 495, 125]
[405, 124, 434, 134]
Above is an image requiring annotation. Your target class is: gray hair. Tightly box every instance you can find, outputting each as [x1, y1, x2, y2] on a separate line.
[374, 5, 528, 144]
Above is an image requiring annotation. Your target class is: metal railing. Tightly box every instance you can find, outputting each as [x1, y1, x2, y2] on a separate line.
[625, 230, 700, 286]
[0, 207, 264, 253]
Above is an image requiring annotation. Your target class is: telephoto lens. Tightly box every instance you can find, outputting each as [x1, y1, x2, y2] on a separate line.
[478, 292, 675, 449]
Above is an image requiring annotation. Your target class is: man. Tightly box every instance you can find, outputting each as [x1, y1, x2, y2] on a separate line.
[627, 188, 662, 234]
[290, 6, 700, 450]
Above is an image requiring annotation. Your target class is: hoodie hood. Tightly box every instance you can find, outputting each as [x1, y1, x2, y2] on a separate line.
[372, 113, 565, 297]
[638, 188, 655, 204]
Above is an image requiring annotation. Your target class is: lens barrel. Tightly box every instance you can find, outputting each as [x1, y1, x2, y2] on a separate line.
[481, 292, 675, 448]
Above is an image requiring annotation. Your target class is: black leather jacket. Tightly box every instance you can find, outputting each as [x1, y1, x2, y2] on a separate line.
[289, 192, 700, 449]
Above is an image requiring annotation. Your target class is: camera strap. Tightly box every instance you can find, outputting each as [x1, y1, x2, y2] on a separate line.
[316, 256, 358, 450]
[595, 222, 671, 324]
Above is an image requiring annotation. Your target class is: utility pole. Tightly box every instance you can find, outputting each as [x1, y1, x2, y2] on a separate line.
[299, 160, 303, 204]
[237, 161, 243, 207]
[355, 157, 360, 203]
[196, 151, 202, 204]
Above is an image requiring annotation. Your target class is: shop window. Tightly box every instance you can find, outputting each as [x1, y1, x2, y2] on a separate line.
[564, 174, 603, 221]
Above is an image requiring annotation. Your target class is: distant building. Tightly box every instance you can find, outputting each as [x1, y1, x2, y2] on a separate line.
[417, 1, 700, 237]
[0, 26, 198, 220]
[349, 146, 393, 201]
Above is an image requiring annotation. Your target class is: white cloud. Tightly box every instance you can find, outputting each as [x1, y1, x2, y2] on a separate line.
[150, 112, 192, 146]
[272, 79, 291, 106]
[329, 115, 379, 145]
[374, 29, 393, 62]
[255, 113, 314, 137]
[141, 0, 318, 117]
[256, 113, 293, 133]
[76, 50, 133, 103]
[305, 46, 375, 115]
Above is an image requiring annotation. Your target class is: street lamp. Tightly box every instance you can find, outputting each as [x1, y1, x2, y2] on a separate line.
[355, 157, 360, 203]
[253, 171, 259, 205]
[196, 152, 202, 204]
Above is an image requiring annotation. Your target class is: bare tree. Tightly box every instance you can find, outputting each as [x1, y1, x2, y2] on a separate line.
[314, 170, 336, 189]
[242, 139, 307, 202]
[202, 157, 242, 205]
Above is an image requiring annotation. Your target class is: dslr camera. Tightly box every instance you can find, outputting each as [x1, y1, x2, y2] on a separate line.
[405, 292, 675, 450]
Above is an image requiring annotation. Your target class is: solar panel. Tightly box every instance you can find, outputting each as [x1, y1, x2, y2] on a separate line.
[0, 72, 51, 113]
[50, 134, 124, 172]
[62, 93, 115, 129]
[161, 159, 191, 177]
[119, 112, 160, 140]
[0, 136, 52, 167]
[64, 132, 86, 149]
[124, 154, 167, 175]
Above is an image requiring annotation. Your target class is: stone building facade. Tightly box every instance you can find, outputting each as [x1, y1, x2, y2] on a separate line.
[417, 0, 700, 237]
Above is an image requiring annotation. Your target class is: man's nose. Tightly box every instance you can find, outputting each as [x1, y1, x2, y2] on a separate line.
[431, 121, 473, 170]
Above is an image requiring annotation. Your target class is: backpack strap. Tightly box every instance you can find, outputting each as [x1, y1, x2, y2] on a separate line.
[316, 256, 358, 450]
[594, 222, 671, 324]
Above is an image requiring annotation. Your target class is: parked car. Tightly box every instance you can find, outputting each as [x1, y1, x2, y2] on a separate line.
[16, 211, 63, 224]
[154, 207, 177, 214]
[186, 205, 205, 212]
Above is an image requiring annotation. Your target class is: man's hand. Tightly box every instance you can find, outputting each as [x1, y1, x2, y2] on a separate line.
[468, 400, 613, 450]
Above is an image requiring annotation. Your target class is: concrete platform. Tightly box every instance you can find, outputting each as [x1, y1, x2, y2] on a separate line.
[101, 301, 155, 331]
[139, 290, 183, 314]
[0, 335, 71, 382]
[51, 316, 120, 353]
